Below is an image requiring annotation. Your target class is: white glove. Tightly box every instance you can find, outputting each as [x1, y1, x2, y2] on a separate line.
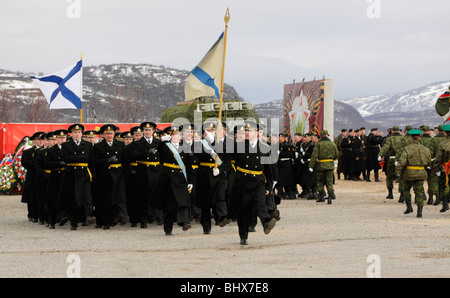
[309, 168, 314, 173]
[273, 181, 277, 189]
[187, 184, 193, 191]
[437, 172, 441, 177]
[213, 168, 220, 176]
[394, 161, 398, 167]
[378, 156, 381, 161]
[300, 159, 305, 164]
[205, 130, 214, 143]
[161, 135, 171, 142]
[265, 190, 270, 195]
[295, 152, 299, 159]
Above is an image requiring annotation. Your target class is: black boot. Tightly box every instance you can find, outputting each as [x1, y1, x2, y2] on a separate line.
[433, 193, 441, 206]
[300, 188, 312, 198]
[307, 191, 318, 200]
[440, 198, 449, 212]
[398, 193, 404, 203]
[288, 191, 296, 200]
[386, 188, 393, 199]
[417, 205, 423, 218]
[328, 194, 335, 205]
[365, 172, 370, 182]
[316, 193, 325, 203]
[374, 171, 381, 182]
[298, 189, 307, 198]
[337, 172, 341, 180]
[427, 193, 433, 205]
[404, 201, 413, 214]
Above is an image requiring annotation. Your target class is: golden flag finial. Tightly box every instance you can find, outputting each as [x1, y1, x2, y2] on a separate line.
[224, 7, 230, 24]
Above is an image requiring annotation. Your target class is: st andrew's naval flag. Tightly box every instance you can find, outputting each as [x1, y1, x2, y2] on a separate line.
[31, 60, 83, 109]
[184, 32, 224, 101]
[435, 86, 450, 123]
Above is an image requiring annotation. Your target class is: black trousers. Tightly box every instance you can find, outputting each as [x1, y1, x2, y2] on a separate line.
[199, 174, 228, 232]
[162, 189, 189, 234]
[237, 180, 271, 241]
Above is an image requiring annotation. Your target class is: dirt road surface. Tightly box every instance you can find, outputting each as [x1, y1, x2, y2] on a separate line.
[1, 173, 450, 278]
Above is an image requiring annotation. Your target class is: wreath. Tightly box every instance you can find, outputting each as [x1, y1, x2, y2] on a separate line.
[12, 137, 32, 188]
[0, 154, 17, 194]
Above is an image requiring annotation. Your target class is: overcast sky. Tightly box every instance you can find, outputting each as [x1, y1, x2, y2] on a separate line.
[1, 0, 449, 104]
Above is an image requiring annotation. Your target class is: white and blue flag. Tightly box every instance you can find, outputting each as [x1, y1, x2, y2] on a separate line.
[31, 60, 83, 109]
[185, 32, 224, 101]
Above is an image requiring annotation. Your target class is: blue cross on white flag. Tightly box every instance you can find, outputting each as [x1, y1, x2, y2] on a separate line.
[31, 60, 83, 109]
[184, 32, 224, 101]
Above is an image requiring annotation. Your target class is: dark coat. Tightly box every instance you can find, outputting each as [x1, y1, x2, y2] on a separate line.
[195, 137, 230, 210]
[127, 136, 162, 205]
[152, 141, 193, 210]
[34, 147, 50, 218]
[124, 142, 139, 223]
[300, 141, 316, 187]
[360, 134, 368, 171]
[340, 137, 353, 175]
[93, 139, 131, 207]
[58, 139, 95, 212]
[366, 133, 384, 171]
[293, 141, 303, 182]
[43, 144, 66, 213]
[350, 136, 363, 173]
[180, 140, 199, 209]
[277, 141, 295, 186]
[21, 146, 36, 204]
[228, 140, 273, 220]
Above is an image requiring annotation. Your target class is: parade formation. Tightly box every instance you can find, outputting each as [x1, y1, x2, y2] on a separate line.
[20, 121, 289, 245]
[19, 117, 450, 245]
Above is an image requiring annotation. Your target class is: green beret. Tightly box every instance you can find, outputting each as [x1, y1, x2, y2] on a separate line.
[408, 129, 422, 136]
[405, 125, 413, 131]
[422, 125, 430, 131]
[392, 126, 400, 131]
[441, 124, 450, 132]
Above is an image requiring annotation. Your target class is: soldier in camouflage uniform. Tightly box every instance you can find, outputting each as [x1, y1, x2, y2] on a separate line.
[419, 126, 435, 204]
[309, 130, 339, 205]
[378, 126, 403, 199]
[432, 124, 450, 213]
[430, 125, 446, 206]
[395, 129, 431, 218]
[395, 125, 413, 203]
[334, 129, 347, 180]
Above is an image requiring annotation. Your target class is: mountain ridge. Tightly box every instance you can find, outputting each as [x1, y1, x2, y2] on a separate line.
[0, 63, 243, 123]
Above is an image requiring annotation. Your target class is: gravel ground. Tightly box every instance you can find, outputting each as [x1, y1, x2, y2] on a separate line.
[1, 172, 450, 278]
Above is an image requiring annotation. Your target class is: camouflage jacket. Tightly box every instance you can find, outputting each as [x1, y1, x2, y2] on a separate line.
[334, 135, 344, 157]
[309, 137, 338, 171]
[395, 140, 431, 181]
[420, 134, 434, 158]
[433, 136, 450, 173]
[432, 133, 446, 158]
[378, 132, 402, 159]
[395, 135, 413, 160]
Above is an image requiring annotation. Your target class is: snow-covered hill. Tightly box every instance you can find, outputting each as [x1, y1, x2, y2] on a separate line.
[339, 80, 450, 117]
[0, 64, 242, 123]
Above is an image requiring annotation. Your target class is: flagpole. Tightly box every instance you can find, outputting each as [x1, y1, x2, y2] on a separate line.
[80, 52, 83, 123]
[214, 8, 230, 169]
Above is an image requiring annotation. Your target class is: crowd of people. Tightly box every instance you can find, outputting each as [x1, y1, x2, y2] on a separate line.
[333, 124, 450, 218]
[20, 120, 287, 245]
[21, 117, 450, 243]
